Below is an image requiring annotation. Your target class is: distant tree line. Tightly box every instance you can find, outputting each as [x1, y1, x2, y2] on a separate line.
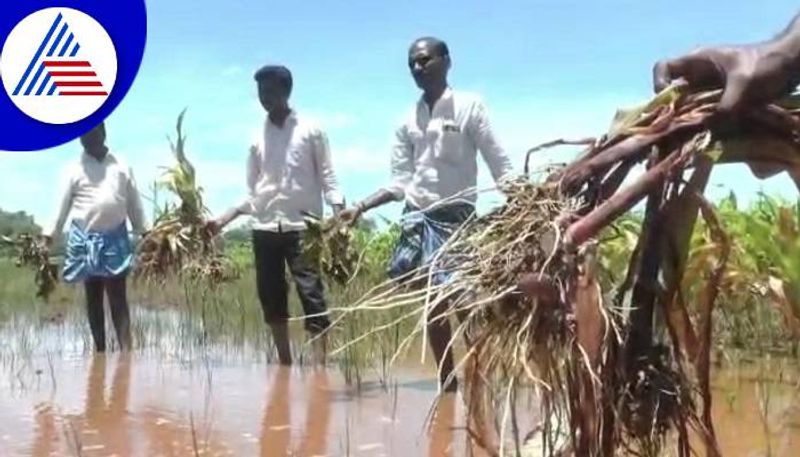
[0, 208, 42, 257]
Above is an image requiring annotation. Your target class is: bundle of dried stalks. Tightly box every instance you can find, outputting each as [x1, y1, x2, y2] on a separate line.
[1, 234, 59, 300]
[135, 110, 237, 285]
[330, 84, 800, 456]
[301, 213, 358, 286]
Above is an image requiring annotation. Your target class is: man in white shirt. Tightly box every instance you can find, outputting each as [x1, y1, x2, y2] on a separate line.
[340, 37, 513, 391]
[44, 122, 147, 352]
[207, 65, 345, 365]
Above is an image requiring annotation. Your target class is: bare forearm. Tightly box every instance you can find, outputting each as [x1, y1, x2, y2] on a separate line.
[127, 190, 147, 234]
[48, 194, 72, 238]
[356, 189, 396, 213]
[217, 207, 243, 229]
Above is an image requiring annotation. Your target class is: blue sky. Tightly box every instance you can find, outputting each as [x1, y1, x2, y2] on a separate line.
[2, 0, 799, 230]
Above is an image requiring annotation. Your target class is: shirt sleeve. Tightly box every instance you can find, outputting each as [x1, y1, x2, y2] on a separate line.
[126, 167, 147, 234]
[311, 129, 345, 206]
[236, 146, 261, 214]
[470, 99, 513, 183]
[382, 125, 415, 201]
[47, 166, 75, 238]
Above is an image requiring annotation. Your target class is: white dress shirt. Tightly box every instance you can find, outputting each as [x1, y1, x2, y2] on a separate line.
[384, 88, 513, 210]
[48, 151, 147, 237]
[238, 111, 344, 232]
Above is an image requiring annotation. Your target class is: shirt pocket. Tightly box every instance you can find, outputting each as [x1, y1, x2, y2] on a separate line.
[435, 120, 464, 164]
[284, 140, 313, 191]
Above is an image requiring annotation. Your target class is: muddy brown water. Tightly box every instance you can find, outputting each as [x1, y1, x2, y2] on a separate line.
[1, 354, 474, 457]
[1, 316, 800, 456]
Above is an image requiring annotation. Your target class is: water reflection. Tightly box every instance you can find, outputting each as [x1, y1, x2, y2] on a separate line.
[12, 338, 800, 457]
[260, 367, 291, 456]
[3, 311, 472, 456]
[29, 403, 57, 457]
[428, 393, 456, 456]
[296, 370, 331, 456]
[28, 354, 132, 456]
[260, 367, 331, 456]
[84, 354, 132, 455]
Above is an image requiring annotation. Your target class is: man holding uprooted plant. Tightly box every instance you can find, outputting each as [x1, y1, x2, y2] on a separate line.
[652, 13, 800, 119]
[44, 122, 147, 353]
[517, 15, 800, 315]
[338, 37, 513, 391]
[206, 65, 345, 366]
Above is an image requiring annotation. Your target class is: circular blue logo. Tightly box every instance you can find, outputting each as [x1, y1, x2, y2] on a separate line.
[0, 1, 147, 151]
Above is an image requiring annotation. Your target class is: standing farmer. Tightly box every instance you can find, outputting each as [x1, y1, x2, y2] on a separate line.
[207, 65, 345, 365]
[45, 122, 147, 352]
[339, 37, 513, 390]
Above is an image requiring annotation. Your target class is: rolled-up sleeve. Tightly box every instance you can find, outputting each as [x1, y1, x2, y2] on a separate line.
[471, 100, 513, 182]
[382, 125, 414, 201]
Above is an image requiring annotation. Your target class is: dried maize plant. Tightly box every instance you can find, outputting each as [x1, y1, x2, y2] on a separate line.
[530, 84, 800, 457]
[327, 83, 800, 456]
[1, 233, 58, 300]
[301, 212, 358, 286]
[135, 109, 238, 285]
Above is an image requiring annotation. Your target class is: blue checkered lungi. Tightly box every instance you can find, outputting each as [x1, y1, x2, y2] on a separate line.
[387, 203, 474, 285]
[63, 221, 134, 283]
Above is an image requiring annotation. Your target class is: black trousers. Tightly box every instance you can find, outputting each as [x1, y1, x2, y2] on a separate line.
[252, 230, 330, 334]
[83, 275, 131, 352]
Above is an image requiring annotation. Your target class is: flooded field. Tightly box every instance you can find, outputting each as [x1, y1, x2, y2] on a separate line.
[0, 307, 481, 457]
[1, 308, 799, 456]
[0, 353, 474, 456]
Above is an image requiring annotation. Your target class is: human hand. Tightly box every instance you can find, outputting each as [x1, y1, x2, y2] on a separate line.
[653, 44, 799, 115]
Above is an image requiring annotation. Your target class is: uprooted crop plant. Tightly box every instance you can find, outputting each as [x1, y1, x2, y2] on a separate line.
[327, 83, 800, 456]
[135, 110, 237, 286]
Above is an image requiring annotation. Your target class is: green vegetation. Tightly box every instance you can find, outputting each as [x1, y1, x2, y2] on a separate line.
[596, 192, 800, 356]
[0, 217, 408, 377]
[1, 193, 798, 373]
[0, 208, 40, 236]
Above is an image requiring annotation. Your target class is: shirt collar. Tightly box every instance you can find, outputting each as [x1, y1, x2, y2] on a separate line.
[417, 87, 453, 111]
[81, 149, 113, 163]
[266, 109, 297, 130]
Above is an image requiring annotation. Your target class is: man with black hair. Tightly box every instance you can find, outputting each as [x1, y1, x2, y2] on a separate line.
[339, 37, 513, 391]
[207, 65, 345, 365]
[45, 122, 147, 353]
